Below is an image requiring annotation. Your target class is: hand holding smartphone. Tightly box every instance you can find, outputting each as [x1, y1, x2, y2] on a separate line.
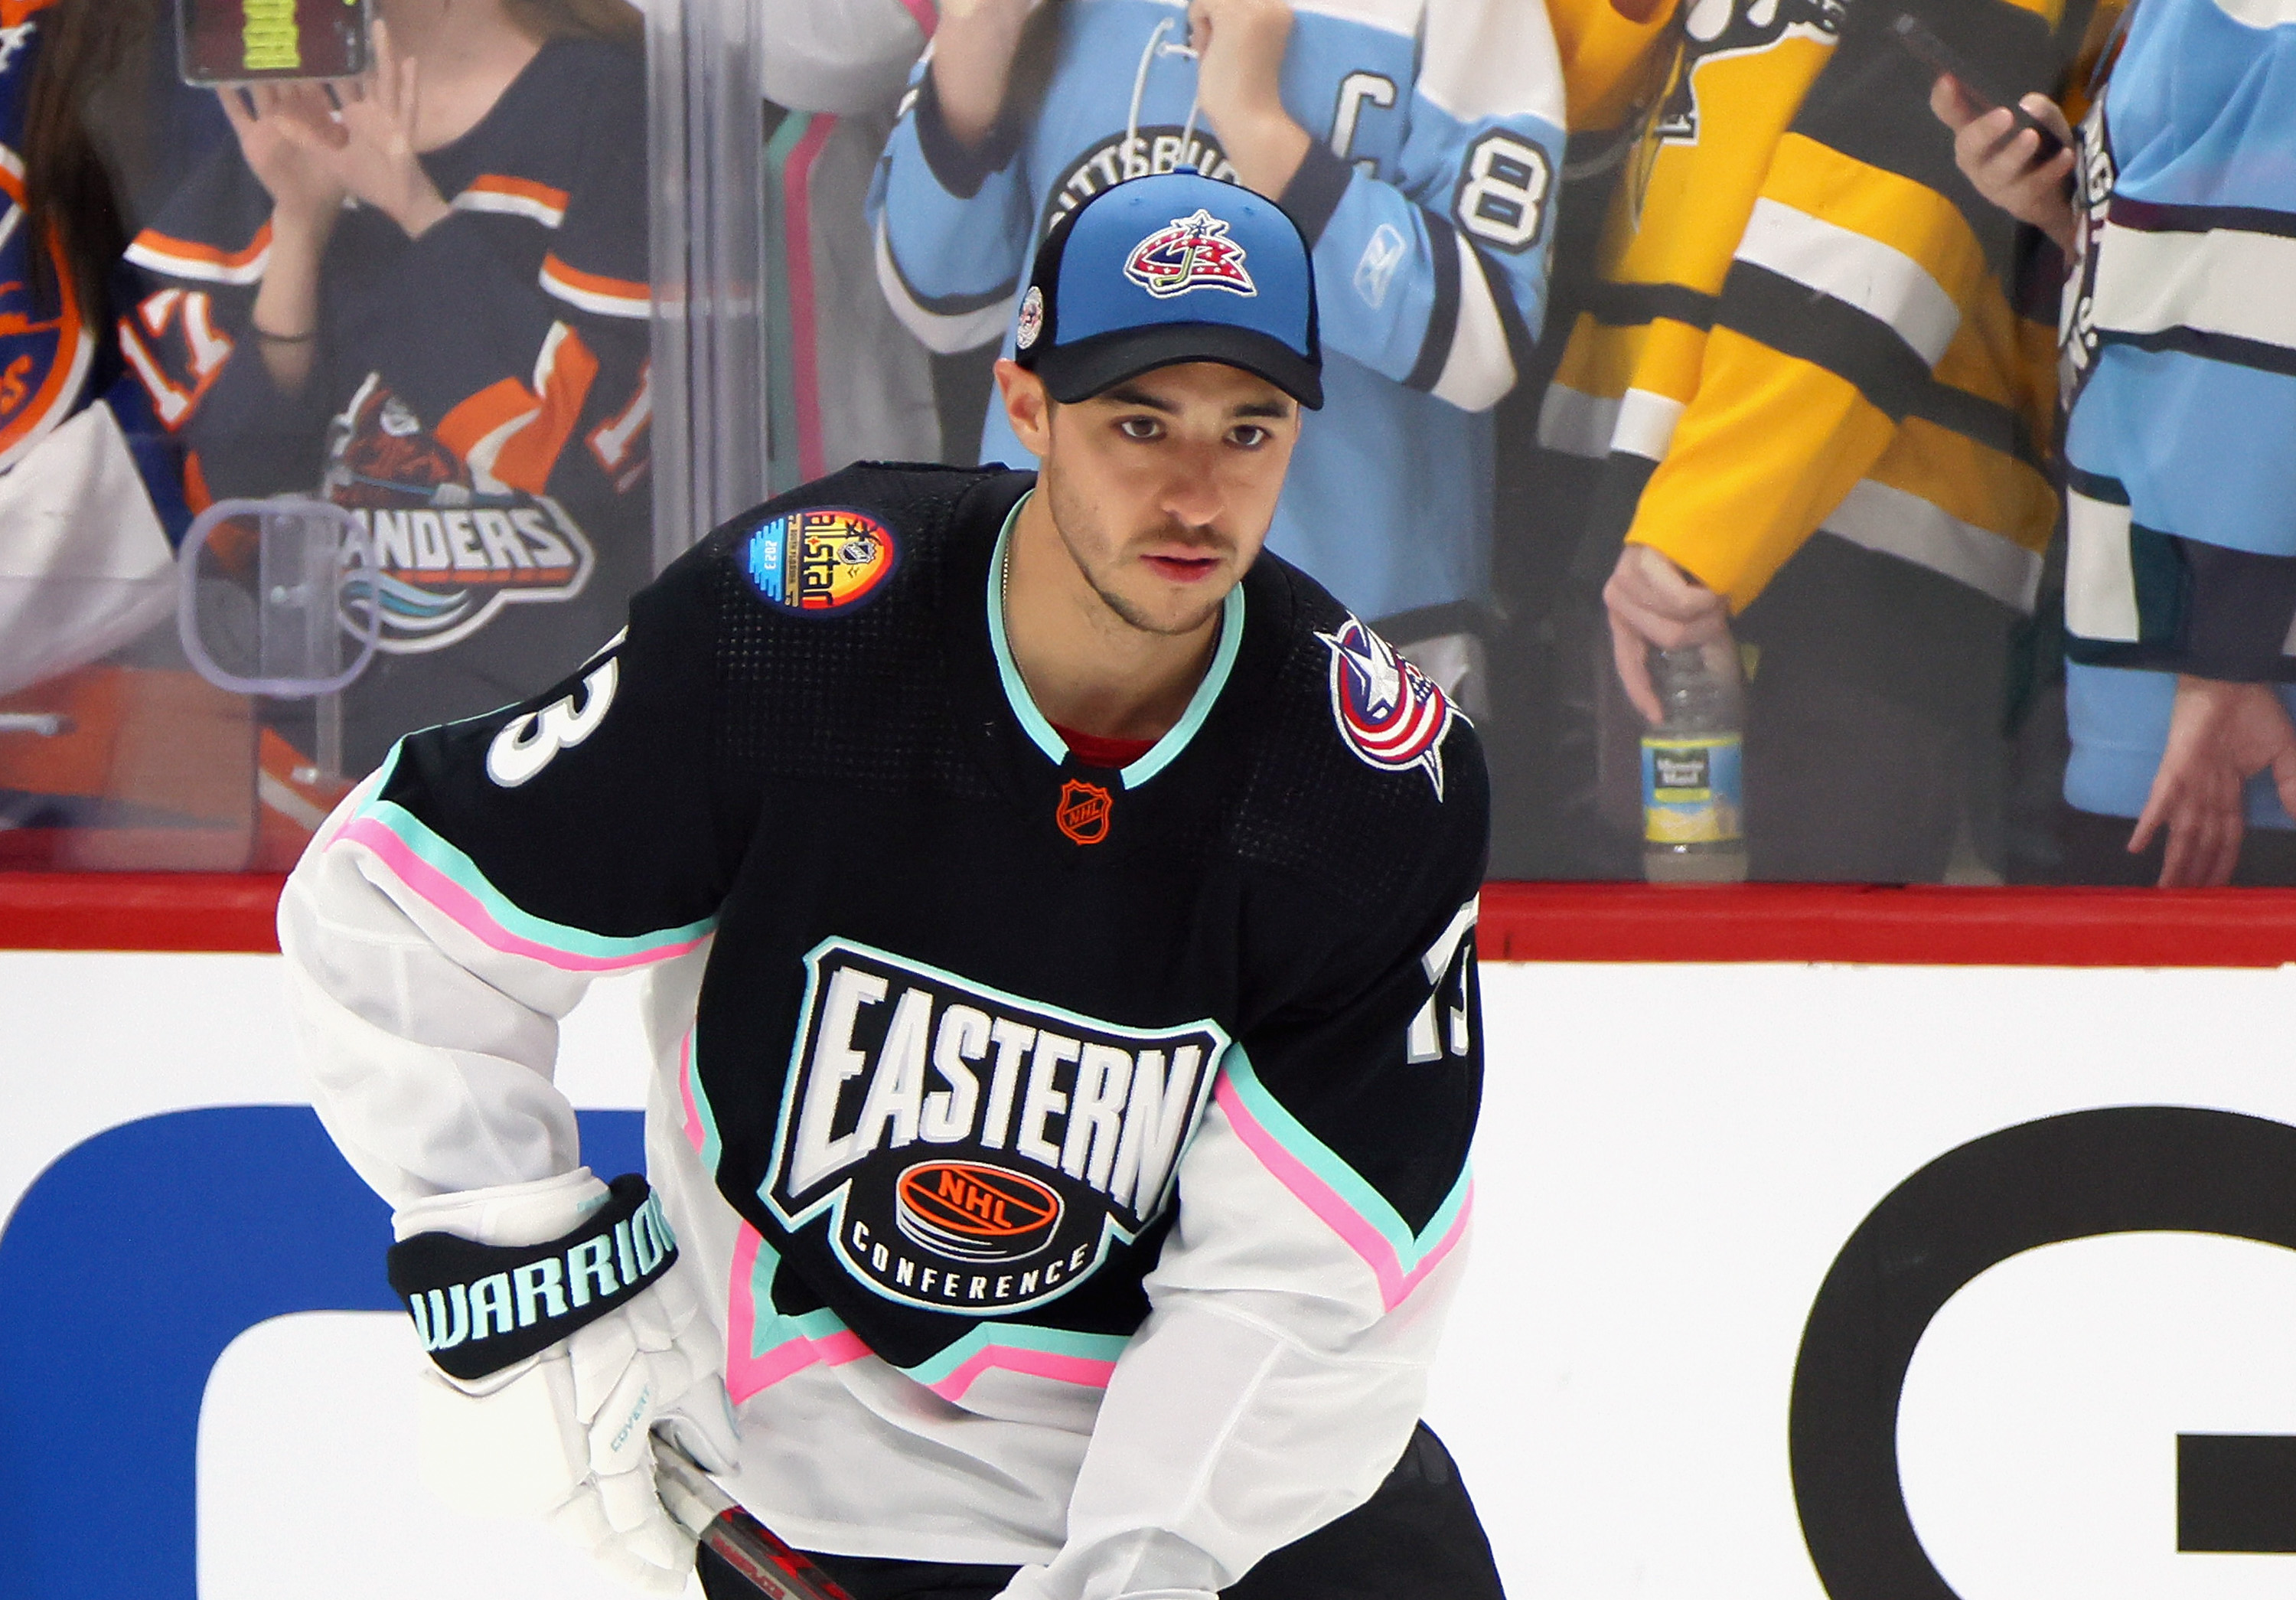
[178, 0, 372, 86]
[1903, 9, 2080, 253]
[1890, 10, 2067, 159]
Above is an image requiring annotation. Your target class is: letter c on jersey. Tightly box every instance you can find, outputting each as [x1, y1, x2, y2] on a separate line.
[1788, 1106, 2296, 1598]
[0, 1105, 644, 1600]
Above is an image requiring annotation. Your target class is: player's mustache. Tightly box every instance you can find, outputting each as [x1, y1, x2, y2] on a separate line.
[1133, 521, 1234, 557]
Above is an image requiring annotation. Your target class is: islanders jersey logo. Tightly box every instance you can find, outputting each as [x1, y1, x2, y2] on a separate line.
[1125, 209, 1255, 299]
[745, 508, 899, 614]
[323, 374, 596, 655]
[1317, 616, 1456, 798]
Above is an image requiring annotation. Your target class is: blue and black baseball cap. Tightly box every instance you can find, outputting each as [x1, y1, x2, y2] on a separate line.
[1013, 171, 1322, 410]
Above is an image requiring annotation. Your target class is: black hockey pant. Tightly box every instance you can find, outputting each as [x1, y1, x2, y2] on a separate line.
[696, 1422, 1505, 1600]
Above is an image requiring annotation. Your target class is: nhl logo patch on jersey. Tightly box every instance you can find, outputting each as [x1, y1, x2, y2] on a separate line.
[1125, 209, 1256, 299]
[1316, 616, 1456, 798]
[763, 939, 1227, 1314]
[744, 507, 899, 614]
[1056, 779, 1111, 845]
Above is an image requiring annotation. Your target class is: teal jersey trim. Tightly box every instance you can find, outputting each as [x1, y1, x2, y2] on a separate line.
[349, 743, 718, 965]
[1120, 583, 1244, 789]
[899, 1322, 1133, 1388]
[984, 493, 1246, 789]
[1221, 1045, 1473, 1273]
[986, 496, 1071, 766]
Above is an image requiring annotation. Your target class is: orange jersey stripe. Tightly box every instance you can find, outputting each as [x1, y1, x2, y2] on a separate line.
[455, 175, 572, 224]
[539, 253, 650, 318]
[126, 220, 271, 276]
[435, 378, 542, 467]
[492, 326, 601, 495]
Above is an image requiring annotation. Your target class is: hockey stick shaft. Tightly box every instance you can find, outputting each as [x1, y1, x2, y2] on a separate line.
[651, 1432, 856, 1600]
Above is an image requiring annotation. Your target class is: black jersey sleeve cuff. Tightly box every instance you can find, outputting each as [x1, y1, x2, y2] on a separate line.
[913, 75, 1025, 201]
[2177, 541, 2296, 682]
[386, 1174, 680, 1381]
[1278, 141, 1355, 250]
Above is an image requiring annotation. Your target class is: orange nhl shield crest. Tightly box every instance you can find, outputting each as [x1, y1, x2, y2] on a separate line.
[1056, 779, 1112, 845]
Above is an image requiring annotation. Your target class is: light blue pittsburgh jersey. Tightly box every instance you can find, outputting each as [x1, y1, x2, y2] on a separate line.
[2057, 0, 2296, 821]
[869, 0, 1564, 630]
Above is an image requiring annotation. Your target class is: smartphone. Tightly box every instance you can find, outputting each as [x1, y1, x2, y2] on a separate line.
[177, 0, 371, 86]
[1890, 11, 2067, 160]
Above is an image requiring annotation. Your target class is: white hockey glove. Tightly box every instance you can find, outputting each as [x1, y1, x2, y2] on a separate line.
[387, 1168, 739, 1595]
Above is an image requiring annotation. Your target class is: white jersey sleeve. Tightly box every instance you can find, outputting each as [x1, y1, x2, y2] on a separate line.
[1000, 893, 1483, 1600]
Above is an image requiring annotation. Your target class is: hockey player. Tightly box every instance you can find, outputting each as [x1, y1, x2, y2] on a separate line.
[281, 170, 1499, 1600]
[1937, 0, 2296, 885]
[869, 0, 1564, 717]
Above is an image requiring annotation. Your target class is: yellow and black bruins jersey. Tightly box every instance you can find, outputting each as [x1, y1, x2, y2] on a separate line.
[1538, 0, 2098, 618]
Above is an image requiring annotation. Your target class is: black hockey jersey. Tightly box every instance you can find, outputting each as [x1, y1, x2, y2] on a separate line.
[122, 38, 654, 772]
[280, 462, 1489, 1595]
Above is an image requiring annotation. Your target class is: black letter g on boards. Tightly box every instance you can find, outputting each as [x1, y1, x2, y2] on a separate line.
[1789, 1107, 2296, 1598]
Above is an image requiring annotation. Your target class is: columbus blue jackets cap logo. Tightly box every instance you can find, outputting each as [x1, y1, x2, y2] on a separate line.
[744, 507, 899, 614]
[1016, 286, 1045, 350]
[764, 939, 1227, 1314]
[1317, 616, 1456, 798]
[1125, 209, 1257, 299]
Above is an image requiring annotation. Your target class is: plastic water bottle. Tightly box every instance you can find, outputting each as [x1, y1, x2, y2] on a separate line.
[1641, 644, 1747, 883]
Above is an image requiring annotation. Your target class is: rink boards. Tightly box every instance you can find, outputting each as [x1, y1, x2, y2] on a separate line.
[5, 949, 2296, 1599]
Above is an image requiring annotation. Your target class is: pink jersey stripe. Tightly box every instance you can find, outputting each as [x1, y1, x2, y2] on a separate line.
[896, 0, 936, 38]
[725, 1224, 871, 1403]
[1211, 1077, 1471, 1311]
[679, 1033, 705, 1153]
[338, 816, 708, 973]
[923, 1345, 1119, 1402]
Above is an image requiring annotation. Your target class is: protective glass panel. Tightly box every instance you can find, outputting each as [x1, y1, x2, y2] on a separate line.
[0, 0, 657, 870]
[820, 0, 2214, 887]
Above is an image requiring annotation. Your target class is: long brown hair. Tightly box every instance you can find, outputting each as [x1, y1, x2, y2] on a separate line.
[504, 0, 644, 47]
[21, 0, 160, 325]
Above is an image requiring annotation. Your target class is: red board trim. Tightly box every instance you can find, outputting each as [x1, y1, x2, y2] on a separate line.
[4, 875, 2296, 967]
[1478, 882, 2296, 968]
[0, 873, 288, 953]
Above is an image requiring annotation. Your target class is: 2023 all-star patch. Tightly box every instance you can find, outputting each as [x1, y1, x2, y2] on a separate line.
[762, 938, 1228, 1314]
[743, 507, 899, 614]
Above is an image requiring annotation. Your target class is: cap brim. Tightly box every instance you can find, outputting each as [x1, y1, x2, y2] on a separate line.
[1032, 323, 1323, 410]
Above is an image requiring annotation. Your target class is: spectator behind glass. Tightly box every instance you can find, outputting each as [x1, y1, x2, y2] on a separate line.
[122, 0, 653, 777]
[1936, 0, 2296, 887]
[0, 0, 269, 868]
[756, 0, 940, 490]
[869, 0, 1566, 719]
[1535, 0, 2079, 883]
[0, 0, 208, 703]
